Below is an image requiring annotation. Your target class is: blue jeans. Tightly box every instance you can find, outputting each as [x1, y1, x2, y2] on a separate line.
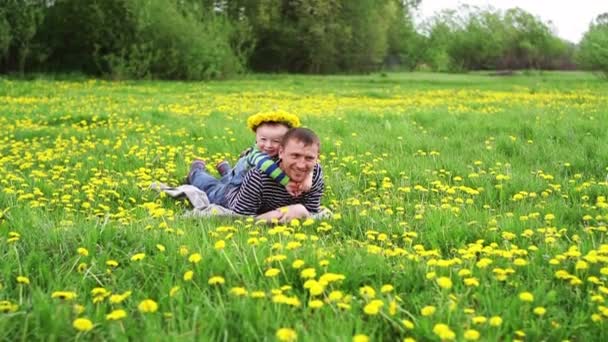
[220, 156, 249, 187]
[190, 168, 235, 206]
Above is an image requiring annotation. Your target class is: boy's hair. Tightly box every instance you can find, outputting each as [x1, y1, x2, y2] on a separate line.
[281, 127, 320, 151]
[255, 121, 292, 131]
[247, 111, 301, 132]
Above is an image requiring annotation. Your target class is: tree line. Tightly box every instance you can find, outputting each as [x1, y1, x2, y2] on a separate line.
[0, 0, 606, 79]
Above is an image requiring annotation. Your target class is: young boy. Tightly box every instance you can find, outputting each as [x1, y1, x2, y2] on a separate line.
[187, 111, 313, 203]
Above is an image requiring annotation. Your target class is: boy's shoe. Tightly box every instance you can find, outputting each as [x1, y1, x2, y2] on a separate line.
[216, 160, 231, 176]
[186, 159, 206, 184]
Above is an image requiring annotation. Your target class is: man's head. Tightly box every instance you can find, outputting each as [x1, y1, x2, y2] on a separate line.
[278, 128, 320, 183]
[255, 122, 291, 157]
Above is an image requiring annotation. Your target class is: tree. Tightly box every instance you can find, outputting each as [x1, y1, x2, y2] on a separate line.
[577, 13, 608, 78]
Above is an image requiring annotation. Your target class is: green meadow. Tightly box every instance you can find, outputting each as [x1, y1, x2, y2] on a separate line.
[1, 72, 608, 341]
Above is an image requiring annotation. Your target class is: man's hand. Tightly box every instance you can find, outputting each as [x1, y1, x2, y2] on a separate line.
[278, 204, 310, 223]
[285, 181, 302, 197]
[300, 172, 314, 192]
[255, 209, 284, 222]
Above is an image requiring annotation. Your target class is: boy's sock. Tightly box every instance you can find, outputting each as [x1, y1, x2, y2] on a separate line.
[216, 160, 231, 177]
[186, 160, 206, 184]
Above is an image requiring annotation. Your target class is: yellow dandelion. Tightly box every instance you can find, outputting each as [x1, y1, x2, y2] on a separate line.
[106, 260, 119, 267]
[170, 286, 181, 297]
[519, 292, 534, 302]
[188, 253, 202, 264]
[106, 309, 127, 321]
[77, 247, 89, 256]
[436, 276, 453, 289]
[402, 319, 414, 329]
[276, 327, 298, 342]
[72, 318, 94, 332]
[130, 253, 145, 262]
[300, 268, 316, 279]
[265, 268, 281, 277]
[214, 240, 226, 250]
[533, 306, 546, 316]
[489, 316, 503, 326]
[292, 259, 305, 269]
[138, 299, 158, 313]
[51, 291, 77, 300]
[183, 270, 194, 281]
[464, 329, 480, 341]
[353, 334, 369, 342]
[17, 276, 30, 285]
[208, 276, 225, 285]
[421, 305, 436, 316]
[433, 323, 455, 340]
[381, 284, 394, 293]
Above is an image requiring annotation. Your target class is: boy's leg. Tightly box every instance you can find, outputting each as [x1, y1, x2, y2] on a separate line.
[228, 157, 250, 186]
[188, 163, 229, 204]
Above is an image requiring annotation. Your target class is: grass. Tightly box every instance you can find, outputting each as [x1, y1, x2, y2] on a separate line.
[1, 72, 608, 341]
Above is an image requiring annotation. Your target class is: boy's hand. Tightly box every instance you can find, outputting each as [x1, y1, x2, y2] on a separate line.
[300, 172, 314, 192]
[285, 181, 302, 197]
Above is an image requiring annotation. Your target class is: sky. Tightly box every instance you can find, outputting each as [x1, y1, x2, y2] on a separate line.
[414, 0, 608, 43]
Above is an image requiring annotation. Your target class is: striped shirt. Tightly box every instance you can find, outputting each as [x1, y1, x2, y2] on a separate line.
[244, 145, 290, 186]
[226, 163, 324, 216]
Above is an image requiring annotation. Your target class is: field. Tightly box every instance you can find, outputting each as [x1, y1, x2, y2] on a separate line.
[1, 72, 608, 341]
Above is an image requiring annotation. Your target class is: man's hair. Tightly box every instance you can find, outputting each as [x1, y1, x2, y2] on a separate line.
[281, 127, 320, 150]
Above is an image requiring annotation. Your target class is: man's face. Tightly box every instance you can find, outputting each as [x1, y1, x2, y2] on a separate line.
[255, 124, 290, 157]
[278, 139, 319, 183]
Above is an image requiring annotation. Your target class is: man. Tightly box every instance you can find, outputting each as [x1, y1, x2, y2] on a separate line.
[188, 127, 324, 221]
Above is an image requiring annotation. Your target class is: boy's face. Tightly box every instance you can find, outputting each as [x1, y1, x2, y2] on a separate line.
[255, 124, 289, 157]
[278, 138, 319, 183]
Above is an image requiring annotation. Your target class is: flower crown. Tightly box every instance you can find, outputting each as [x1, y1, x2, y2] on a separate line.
[246, 110, 301, 132]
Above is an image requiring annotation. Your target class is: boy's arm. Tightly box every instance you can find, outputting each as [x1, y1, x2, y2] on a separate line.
[246, 146, 291, 186]
[300, 169, 314, 192]
[301, 165, 324, 213]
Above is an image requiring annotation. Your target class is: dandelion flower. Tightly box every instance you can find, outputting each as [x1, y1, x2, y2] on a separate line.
[130, 253, 145, 262]
[276, 327, 298, 342]
[433, 323, 455, 340]
[214, 240, 226, 250]
[106, 309, 127, 321]
[188, 253, 202, 264]
[421, 305, 436, 316]
[489, 316, 503, 326]
[353, 334, 369, 342]
[381, 284, 394, 293]
[138, 299, 158, 313]
[265, 268, 281, 277]
[436, 277, 453, 289]
[464, 329, 480, 340]
[533, 307, 546, 316]
[51, 291, 77, 300]
[183, 270, 194, 281]
[72, 318, 94, 332]
[208, 276, 225, 285]
[77, 247, 89, 256]
[519, 292, 534, 302]
[17, 276, 30, 285]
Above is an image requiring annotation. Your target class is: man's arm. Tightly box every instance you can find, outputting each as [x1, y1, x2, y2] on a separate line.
[246, 146, 290, 186]
[300, 165, 324, 213]
[226, 169, 264, 216]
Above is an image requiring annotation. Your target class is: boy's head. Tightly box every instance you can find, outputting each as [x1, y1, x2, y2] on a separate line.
[255, 122, 290, 156]
[247, 111, 301, 157]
